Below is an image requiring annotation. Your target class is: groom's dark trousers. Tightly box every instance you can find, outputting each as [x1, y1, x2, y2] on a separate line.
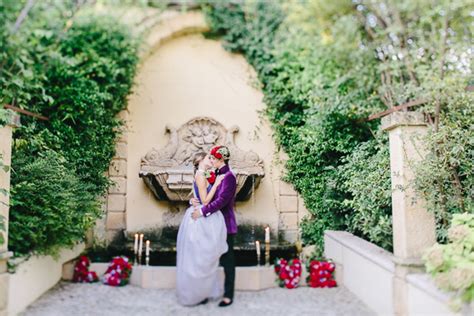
[220, 234, 235, 300]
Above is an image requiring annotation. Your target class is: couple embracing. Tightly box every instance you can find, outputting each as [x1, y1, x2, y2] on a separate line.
[176, 145, 237, 307]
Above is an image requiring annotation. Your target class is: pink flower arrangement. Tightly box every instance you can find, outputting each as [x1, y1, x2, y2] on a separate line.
[307, 260, 337, 288]
[73, 255, 98, 283]
[103, 256, 133, 286]
[274, 258, 302, 289]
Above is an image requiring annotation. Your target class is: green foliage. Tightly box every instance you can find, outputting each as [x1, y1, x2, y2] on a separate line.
[204, 1, 387, 252]
[205, 0, 473, 254]
[9, 150, 99, 255]
[423, 213, 474, 309]
[416, 87, 474, 242]
[1, 2, 139, 255]
[340, 136, 392, 251]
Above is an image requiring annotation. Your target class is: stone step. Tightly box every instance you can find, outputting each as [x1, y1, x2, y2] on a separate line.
[88, 263, 310, 291]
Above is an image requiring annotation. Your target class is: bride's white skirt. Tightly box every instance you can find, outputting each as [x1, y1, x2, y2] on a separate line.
[176, 206, 228, 306]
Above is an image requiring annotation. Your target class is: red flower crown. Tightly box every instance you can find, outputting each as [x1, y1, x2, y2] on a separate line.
[210, 145, 230, 160]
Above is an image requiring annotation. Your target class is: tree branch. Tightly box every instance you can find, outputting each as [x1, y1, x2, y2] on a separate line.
[11, 0, 37, 34]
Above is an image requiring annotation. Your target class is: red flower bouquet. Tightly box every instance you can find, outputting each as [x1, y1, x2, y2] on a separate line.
[307, 260, 337, 288]
[103, 256, 133, 286]
[204, 170, 217, 184]
[274, 258, 302, 289]
[73, 255, 98, 283]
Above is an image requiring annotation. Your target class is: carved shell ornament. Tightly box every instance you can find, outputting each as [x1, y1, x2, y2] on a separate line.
[139, 117, 265, 202]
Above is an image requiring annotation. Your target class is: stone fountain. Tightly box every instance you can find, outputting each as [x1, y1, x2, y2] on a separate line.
[139, 117, 265, 201]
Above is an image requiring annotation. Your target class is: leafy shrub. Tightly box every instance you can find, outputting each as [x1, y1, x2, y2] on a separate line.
[423, 213, 474, 309]
[416, 88, 474, 242]
[9, 151, 99, 255]
[340, 136, 392, 251]
[2, 3, 139, 255]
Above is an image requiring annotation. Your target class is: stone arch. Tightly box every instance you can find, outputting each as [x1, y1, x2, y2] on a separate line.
[101, 11, 308, 245]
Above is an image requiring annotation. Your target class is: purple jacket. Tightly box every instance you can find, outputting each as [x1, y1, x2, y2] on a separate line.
[201, 164, 237, 235]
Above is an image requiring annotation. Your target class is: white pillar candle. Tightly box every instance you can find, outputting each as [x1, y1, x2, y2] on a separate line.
[265, 227, 270, 243]
[146, 240, 150, 257]
[133, 233, 139, 254]
[138, 233, 144, 256]
[255, 240, 261, 256]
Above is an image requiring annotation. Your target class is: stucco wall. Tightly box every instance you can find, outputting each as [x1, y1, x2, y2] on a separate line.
[125, 33, 282, 232]
[8, 243, 85, 315]
[97, 11, 309, 244]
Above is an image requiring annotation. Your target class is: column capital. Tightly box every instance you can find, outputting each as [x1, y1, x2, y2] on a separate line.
[381, 111, 426, 132]
[2, 112, 21, 128]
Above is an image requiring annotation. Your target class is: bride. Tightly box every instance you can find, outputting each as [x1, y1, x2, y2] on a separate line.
[176, 152, 228, 306]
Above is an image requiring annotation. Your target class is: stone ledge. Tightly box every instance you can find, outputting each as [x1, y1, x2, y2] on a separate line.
[406, 273, 470, 315]
[87, 264, 306, 291]
[324, 230, 395, 273]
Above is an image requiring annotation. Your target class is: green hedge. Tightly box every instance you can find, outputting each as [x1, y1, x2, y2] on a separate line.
[1, 3, 139, 256]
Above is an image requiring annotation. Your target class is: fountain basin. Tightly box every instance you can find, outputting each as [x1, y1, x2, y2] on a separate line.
[139, 117, 265, 202]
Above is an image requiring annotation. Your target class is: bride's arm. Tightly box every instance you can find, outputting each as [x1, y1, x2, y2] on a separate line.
[195, 172, 210, 205]
[196, 173, 223, 206]
[201, 176, 223, 205]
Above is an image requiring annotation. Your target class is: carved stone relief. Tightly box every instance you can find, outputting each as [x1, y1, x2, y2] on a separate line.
[139, 117, 265, 202]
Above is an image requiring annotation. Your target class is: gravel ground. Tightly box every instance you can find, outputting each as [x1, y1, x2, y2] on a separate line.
[23, 282, 375, 316]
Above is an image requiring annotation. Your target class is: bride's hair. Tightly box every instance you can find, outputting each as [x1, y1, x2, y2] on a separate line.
[192, 152, 207, 173]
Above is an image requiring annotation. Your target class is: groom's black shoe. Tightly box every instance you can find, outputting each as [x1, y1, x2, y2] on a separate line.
[218, 298, 233, 307]
[198, 298, 208, 305]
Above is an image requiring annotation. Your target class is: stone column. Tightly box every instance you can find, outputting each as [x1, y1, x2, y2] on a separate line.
[0, 114, 20, 315]
[105, 110, 129, 243]
[381, 112, 436, 316]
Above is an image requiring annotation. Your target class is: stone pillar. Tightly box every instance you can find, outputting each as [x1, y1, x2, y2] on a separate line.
[0, 114, 20, 316]
[104, 110, 129, 243]
[381, 112, 436, 316]
[278, 180, 299, 242]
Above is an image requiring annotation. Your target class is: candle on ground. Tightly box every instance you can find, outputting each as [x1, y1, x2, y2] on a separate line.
[146, 240, 150, 257]
[133, 234, 139, 254]
[138, 233, 144, 256]
[265, 226, 270, 243]
[255, 240, 261, 257]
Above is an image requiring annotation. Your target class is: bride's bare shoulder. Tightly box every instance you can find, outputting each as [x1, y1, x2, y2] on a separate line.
[194, 170, 206, 182]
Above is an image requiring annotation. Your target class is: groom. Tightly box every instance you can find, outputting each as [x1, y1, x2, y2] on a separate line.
[191, 145, 237, 307]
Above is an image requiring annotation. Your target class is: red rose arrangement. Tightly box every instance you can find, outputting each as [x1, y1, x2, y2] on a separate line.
[274, 258, 302, 289]
[307, 260, 337, 288]
[204, 170, 217, 184]
[103, 256, 132, 286]
[73, 255, 98, 283]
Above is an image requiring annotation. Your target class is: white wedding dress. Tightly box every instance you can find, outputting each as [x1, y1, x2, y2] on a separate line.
[176, 181, 228, 306]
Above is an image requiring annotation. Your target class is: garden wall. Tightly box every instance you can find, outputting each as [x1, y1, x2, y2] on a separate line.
[324, 231, 469, 316]
[8, 243, 84, 315]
